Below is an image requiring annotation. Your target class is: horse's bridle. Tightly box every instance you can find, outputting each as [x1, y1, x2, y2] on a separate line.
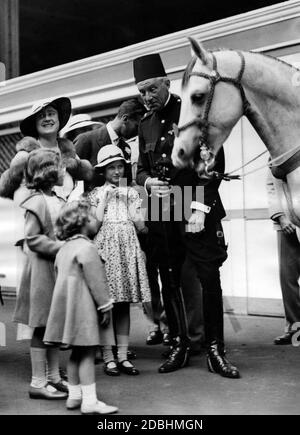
[173, 51, 251, 179]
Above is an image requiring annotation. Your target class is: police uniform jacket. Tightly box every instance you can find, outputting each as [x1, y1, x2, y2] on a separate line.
[136, 93, 226, 223]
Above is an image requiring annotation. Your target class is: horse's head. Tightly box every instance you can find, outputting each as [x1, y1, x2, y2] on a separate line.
[172, 37, 245, 177]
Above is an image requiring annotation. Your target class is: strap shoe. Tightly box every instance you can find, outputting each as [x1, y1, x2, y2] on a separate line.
[29, 383, 68, 400]
[103, 361, 120, 376]
[118, 360, 140, 375]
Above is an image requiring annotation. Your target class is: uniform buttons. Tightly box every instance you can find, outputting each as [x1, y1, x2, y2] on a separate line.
[161, 119, 165, 124]
[161, 137, 165, 141]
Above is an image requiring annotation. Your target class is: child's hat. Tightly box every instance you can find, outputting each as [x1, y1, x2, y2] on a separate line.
[20, 97, 71, 138]
[95, 144, 126, 168]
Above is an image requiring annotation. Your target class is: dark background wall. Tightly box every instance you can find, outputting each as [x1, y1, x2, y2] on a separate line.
[19, 0, 286, 75]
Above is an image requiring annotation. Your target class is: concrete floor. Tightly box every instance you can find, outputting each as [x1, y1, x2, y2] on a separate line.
[0, 298, 300, 415]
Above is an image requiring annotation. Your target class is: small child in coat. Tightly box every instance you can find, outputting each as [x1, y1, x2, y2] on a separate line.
[13, 148, 67, 399]
[44, 200, 118, 415]
[87, 144, 151, 377]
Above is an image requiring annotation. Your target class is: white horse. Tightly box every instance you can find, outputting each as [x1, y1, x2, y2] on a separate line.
[171, 37, 300, 225]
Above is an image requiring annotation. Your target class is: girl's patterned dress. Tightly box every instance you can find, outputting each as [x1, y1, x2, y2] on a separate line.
[88, 184, 150, 304]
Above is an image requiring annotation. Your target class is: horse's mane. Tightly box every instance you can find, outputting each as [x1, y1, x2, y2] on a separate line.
[181, 48, 300, 89]
[251, 50, 300, 73]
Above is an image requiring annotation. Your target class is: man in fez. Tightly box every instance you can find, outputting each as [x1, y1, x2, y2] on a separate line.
[134, 53, 240, 378]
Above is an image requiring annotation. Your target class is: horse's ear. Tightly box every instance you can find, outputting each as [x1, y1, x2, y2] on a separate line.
[188, 37, 209, 65]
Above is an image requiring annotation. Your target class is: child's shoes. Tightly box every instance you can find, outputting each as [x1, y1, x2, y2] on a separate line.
[81, 400, 118, 415]
[48, 379, 68, 393]
[66, 397, 82, 410]
[103, 361, 120, 376]
[118, 360, 140, 376]
[29, 384, 68, 400]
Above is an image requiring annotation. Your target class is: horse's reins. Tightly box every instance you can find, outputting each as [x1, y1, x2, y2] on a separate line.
[225, 143, 300, 178]
[173, 51, 300, 180]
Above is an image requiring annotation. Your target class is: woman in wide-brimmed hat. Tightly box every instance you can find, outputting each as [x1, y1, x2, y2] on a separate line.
[0, 97, 94, 345]
[0, 96, 93, 203]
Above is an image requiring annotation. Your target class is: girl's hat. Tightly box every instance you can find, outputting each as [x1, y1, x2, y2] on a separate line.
[60, 113, 102, 137]
[95, 144, 126, 168]
[20, 97, 71, 138]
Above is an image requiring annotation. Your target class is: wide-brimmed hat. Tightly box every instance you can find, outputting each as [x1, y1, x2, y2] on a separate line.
[60, 113, 102, 137]
[133, 53, 167, 84]
[95, 144, 126, 169]
[20, 97, 71, 138]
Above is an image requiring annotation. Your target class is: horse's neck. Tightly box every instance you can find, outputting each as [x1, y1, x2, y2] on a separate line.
[217, 51, 300, 158]
[241, 52, 300, 158]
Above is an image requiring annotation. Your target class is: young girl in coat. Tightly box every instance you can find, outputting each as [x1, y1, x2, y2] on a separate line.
[13, 148, 68, 400]
[87, 144, 150, 376]
[43, 200, 118, 414]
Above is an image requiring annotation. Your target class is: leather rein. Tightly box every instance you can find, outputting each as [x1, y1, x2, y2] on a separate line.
[173, 51, 251, 180]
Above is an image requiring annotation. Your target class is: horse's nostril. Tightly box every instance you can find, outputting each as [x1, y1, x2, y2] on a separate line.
[179, 148, 185, 157]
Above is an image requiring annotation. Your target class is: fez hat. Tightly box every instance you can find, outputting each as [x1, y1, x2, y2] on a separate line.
[60, 113, 102, 137]
[95, 144, 126, 169]
[133, 53, 167, 84]
[20, 97, 71, 138]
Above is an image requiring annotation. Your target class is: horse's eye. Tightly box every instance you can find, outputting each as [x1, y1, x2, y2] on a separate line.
[191, 93, 205, 105]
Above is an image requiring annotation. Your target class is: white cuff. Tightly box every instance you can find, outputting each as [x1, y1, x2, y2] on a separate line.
[97, 299, 114, 312]
[144, 177, 152, 196]
[190, 201, 211, 214]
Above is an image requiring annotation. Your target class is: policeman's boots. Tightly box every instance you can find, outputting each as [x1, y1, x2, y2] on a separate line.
[158, 336, 190, 374]
[207, 341, 240, 379]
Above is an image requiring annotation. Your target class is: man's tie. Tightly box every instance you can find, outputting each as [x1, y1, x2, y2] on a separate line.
[117, 137, 131, 163]
[117, 137, 132, 183]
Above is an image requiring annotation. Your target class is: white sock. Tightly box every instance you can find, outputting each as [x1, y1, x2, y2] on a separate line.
[117, 345, 128, 363]
[116, 334, 129, 363]
[102, 345, 115, 364]
[81, 383, 97, 406]
[30, 347, 47, 388]
[68, 384, 82, 400]
[46, 347, 61, 384]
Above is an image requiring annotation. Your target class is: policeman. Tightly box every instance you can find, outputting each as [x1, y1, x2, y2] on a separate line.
[133, 53, 240, 378]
